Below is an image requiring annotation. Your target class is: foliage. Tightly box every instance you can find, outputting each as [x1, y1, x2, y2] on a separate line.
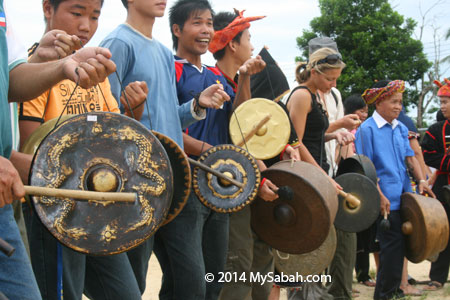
[296, 0, 431, 107]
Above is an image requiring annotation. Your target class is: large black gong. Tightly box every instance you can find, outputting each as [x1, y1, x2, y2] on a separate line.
[30, 112, 173, 255]
[334, 173, 380, 233]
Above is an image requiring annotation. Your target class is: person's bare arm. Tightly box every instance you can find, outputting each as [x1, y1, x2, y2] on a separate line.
[326, 114, 360, 133]
[406, 156, 435, 198]
[409, 138, 432, 179]
[9, 47, 116, 102]
[19, 120, 41, 151]
[232, 55, 266, 110]
[9, 150, 32, 185]
[182, 133, 213, 157]
[288, 89, 341, 191]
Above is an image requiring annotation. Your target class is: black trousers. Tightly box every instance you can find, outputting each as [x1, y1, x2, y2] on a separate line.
[429, 202, 450, 285]
[374, 211, 405, 300]
[355, 249, 371, 282]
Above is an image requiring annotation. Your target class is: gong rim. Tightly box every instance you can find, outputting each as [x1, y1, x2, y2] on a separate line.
[334, 173, 380, 233]
[229, 98, 290, 160]
[21, 115, 75, 155]
[29, 112, 173, 255]
[193, 144, 260, 213]
[336, 154, 378, 185]
[251, 160, 337, 254]
[152, 131, 191, 226]
[274, 225, 337, 278]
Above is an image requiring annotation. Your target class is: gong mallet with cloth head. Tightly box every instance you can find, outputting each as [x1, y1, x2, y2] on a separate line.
[338, 190, 361, 209]
[24, 186, 137, 203]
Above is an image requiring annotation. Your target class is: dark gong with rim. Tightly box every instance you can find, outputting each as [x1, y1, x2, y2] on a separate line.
[251, 160, 338, 254]
[152, 131, 191, 226]
[30, 112, 173, 255]
[336, 154, 377, 185]
[193, 144, 260, 213]
[334, 173, 380, 233]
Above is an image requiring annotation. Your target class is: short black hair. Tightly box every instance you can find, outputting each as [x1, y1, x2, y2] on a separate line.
[437, 110, 445, 122]
[121, 0, 127, 9]
[344, 94, 366, 115]
[47, 0, 104, 11]
[212, 11, 242, 60]
[169, 0, 214, 50]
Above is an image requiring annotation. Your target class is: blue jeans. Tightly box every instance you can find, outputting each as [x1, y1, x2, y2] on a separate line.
[0, 204, 41, 300]
[154, 192, 229, 300]
[23, 204, 141, 300]
[126, 236, 155, 294]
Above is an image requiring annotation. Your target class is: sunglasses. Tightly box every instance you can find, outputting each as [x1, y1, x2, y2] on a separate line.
[316, 53, 342, 65]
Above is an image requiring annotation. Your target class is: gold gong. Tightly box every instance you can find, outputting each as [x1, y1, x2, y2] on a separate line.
[21, 115, 75, 155]
[229, 98, 290, 160]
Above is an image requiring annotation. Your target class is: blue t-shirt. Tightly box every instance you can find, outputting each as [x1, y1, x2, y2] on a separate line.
[100, 24, 199, 148]
[175, 58, 235, 149]
[0, 4, 12, 158]
[355, 111, 414, 210]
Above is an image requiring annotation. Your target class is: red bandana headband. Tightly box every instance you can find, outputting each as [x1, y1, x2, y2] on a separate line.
[362, 80, 405, 105]
[434, 78, 450, 97]
[208, 10, 265, 54]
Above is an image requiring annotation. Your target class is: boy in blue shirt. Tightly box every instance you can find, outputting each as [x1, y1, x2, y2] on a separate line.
[355, 79, 433, 299]
[154, 1, 277, 299]
[100, 0, 230, 294]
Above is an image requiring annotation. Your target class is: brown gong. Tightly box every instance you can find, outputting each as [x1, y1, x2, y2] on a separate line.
[29, 112, 173, 255]
[251, 160, 338, 254]
[401, 192, 449, 263]
[274, 225, 337, 277]
[152, 131, 191, 226]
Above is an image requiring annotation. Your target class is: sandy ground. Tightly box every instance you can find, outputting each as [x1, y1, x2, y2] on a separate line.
[140, 254, 450, 300]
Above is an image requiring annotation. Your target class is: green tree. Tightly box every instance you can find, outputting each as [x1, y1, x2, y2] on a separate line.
[296, 0, 431, 109]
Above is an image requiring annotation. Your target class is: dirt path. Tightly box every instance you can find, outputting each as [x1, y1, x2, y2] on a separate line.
[142, 254, 450, 300]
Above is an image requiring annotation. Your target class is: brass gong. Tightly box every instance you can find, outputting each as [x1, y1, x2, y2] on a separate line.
[274, 226, 337, 277]
[229, 98, 290, 160]
[21, 115, 74, 155]
[29, 112, 173, 255]
[401, 192, 449, 263]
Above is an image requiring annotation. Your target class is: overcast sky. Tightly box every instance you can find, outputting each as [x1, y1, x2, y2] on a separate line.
[5, 0, 450, 86]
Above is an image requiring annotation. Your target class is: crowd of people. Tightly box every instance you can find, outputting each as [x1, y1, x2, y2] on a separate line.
[0, 0, 449, 300]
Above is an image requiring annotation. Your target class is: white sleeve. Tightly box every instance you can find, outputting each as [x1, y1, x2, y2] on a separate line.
[4, 5, 27, 69]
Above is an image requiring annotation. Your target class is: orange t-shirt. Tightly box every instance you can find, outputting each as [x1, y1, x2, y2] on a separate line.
[19, 78, 120, 123]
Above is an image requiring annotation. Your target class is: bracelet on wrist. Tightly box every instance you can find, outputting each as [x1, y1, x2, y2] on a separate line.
[194, 92, 207, 110]
[279, 144, 289, 160]
[259, 178, 267, 190]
